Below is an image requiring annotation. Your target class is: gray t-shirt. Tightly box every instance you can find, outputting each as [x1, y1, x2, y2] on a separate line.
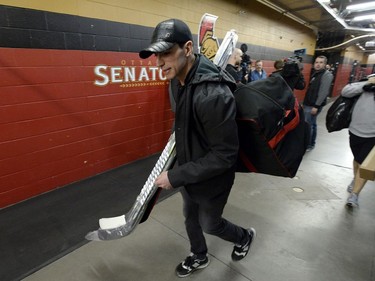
[341, 81, 375, 138]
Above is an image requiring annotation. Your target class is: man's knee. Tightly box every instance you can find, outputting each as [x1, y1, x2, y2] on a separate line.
[200, 217, 224, 235]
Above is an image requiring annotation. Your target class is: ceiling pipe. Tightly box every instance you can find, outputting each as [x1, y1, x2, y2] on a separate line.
[315, 34, 375, 51]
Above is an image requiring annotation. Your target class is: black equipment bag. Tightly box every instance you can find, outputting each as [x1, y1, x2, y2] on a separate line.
[325, 95, 358, 133]
[234, 76, 309, 177]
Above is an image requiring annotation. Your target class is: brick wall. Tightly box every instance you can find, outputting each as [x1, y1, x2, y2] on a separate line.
[0, 0, 321, 208]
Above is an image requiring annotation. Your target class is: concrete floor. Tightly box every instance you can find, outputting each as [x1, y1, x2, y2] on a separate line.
[21, 109, 375, 281]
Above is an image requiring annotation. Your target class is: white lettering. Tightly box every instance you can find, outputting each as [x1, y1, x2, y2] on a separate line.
[159, 69, 167, 80]
[94, 65, 109, 86]
[94, 64, 167, 86]
[138, 68, 150, 81]
[124, 67, 136, 82]
[110, 67, 122, 83]
[149, 67, 159, 80]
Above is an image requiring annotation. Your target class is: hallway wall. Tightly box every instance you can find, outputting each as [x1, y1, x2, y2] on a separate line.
[0, 0, 368, 208]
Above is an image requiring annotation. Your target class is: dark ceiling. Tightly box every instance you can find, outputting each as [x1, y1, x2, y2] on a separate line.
[255, 0, 375, 53]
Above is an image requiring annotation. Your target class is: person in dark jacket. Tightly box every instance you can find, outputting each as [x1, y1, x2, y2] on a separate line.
[303, 55, 333, 151]
[225, 48, 243, 83]
[139, 19, 255, 278]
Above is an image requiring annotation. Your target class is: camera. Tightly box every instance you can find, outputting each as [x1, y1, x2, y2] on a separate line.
[240, 44, 251, 82]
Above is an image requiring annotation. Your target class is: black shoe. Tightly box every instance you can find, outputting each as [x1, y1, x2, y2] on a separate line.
[231, 228, 256, 261]
[175, 253, 210, 278]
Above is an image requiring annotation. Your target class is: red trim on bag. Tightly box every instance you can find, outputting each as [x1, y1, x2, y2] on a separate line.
[239, 149, 258, 172]
[268, 100, 300, 149]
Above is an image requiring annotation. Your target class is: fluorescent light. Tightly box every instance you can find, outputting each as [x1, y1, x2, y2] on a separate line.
[365, 41, 375, 47]
[352, 14, 375, 22]
[347, 2, 375, 11]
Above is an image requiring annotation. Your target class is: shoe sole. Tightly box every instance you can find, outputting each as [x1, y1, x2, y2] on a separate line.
[346, 202, 358, 208]
[176, 258, 210, 278]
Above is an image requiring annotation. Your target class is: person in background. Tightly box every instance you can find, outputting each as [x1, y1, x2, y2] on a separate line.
[139, 18, 256, 278]
[269, 59, 284, 78]
[244, 62, 254, 83]
[225, 48, 243, 84]
[270, 58, 305, 91]
[302, 55, 333, 151]
[341, 76, 375, 207]
[249, 60, 267, 82]
[272, 59, 284, 73]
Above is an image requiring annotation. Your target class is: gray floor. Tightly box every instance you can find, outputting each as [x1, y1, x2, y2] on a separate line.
[22, 108, 375, 281]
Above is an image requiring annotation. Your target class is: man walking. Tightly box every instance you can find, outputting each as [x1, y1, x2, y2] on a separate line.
[139, 19, 256, 278]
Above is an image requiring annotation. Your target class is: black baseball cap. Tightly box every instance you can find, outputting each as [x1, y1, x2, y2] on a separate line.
[139, 19, 193, 59]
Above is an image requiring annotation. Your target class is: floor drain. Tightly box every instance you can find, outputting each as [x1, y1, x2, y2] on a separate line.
[292, 187, 304, 193]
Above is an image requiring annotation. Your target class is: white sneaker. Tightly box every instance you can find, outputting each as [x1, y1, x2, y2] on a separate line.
[347, 179, 354, 193]
[346, 193, 359, 207]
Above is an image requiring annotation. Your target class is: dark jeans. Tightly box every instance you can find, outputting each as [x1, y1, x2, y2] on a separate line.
[180, 187, 247, 256]
[304, 105, 322, 148]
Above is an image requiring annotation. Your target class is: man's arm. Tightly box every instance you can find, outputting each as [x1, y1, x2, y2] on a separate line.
[341, 81, 366, 98]
[314, 71, 333, 107]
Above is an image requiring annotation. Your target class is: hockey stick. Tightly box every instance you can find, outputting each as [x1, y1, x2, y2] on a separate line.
[85, 20, 237, 242]
[213, 29, 238, 69]
[85, 133, 176, 241]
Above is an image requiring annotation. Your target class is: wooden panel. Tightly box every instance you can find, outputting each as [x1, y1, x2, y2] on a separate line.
[359, 146, 375, 181]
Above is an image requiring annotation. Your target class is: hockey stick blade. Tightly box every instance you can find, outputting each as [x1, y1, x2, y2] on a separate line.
[85, 133, 176, 241]
[213, 29, 238, 69]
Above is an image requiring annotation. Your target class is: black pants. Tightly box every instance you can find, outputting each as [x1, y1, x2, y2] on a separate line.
[180, 187, 247, 257]
[349, 132, 375, 164]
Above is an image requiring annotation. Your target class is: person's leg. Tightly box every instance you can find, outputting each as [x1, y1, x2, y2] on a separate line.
[310, 108, 322, 148]
[347, 159, 357, 192]
[198, 187, 256, 261]
[352, 164, 367, 195]
[347, 134, 375, 207]
[180, 188, 207, 257]
[304, 106, 315, 149]
[353, 159, 359, 174]
[310, 114, 317, 148]
[198, 189, 247, 244]
[176, 188, 210, 278]
[347, 164, 367, 207]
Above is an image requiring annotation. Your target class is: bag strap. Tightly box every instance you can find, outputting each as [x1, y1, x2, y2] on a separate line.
[268, 99, 300, 149]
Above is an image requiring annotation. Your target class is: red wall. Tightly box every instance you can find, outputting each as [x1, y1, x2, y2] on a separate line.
[331, 63, 351, 97]
[0, 48, 173, 208]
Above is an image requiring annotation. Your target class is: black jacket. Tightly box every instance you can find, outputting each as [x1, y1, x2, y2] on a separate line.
[168, 54, 238, 200]
[303, 69, 333, 108]
[225, 64, 241, 83]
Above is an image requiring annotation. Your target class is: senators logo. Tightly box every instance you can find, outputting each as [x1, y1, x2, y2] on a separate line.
[198, 13, 219, 60]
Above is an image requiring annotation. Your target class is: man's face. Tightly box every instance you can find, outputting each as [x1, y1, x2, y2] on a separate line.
[314, 57, 326, 71]
[155, 44, 189, 82]
[256, 61, 263, 71]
